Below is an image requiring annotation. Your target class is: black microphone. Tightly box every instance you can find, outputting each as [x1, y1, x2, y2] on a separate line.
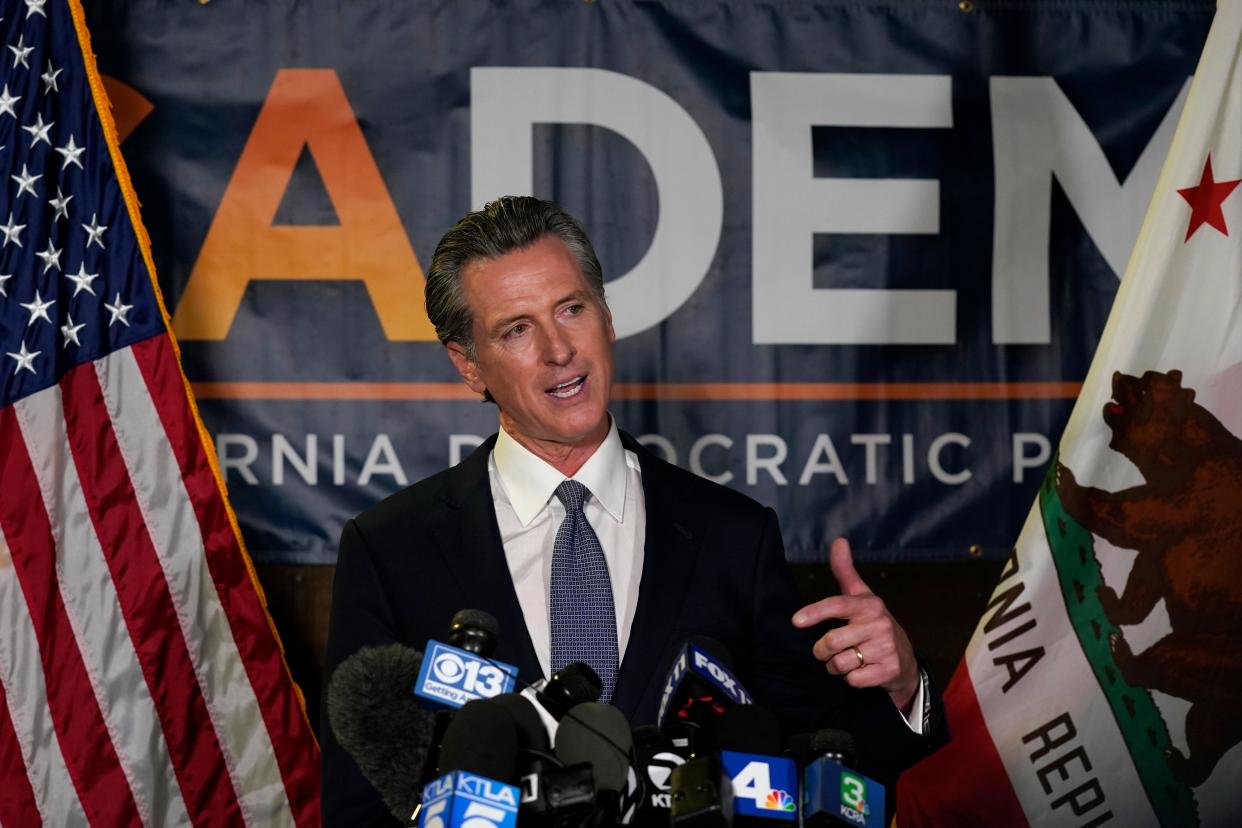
[555, 702, 636, 826]
[660, 639, 752, 827]
[491, 692, 591, 826]
[520, 661, 603, 744]
[419, 699, 523, 827]
[717, 706, 799, 825]
[325, 643, 438, 823]
[446, 608, 501, 656]
[490, 665, 603, 827]
[658, 637, 752, 756]
[631, 725, 687, 823]
[421, 609, 506, 793]
[790, 729, 886, 828]
[436, 698, 520, 781]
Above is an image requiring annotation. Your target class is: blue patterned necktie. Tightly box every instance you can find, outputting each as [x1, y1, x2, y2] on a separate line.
[549, 480, 619, 702]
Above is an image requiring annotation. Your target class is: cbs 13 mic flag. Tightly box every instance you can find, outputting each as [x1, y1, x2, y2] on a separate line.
[897, 1, 1242, 826]
[0, 2, 319, 826]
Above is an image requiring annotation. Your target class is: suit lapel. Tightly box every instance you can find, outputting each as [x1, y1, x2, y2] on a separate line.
[611, 433, 698, 719]
[430, 435, 543, 684]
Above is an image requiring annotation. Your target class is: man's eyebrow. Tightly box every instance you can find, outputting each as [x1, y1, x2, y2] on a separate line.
[486, 291, 593, 334]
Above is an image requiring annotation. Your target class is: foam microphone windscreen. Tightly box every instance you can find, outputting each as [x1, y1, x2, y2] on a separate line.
[325, 643, 437, 821]
[787, 728, 857, 766]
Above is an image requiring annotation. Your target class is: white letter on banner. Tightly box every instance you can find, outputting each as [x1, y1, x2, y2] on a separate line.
[1012, 432, 1051, 483]
[358, 434, 408, 486]
[273, 433, 317, 486]
[928, 432, 971, 485]
[990, 76, 1189, 343]
[746, 434, 789, 485]
[470, 67, 723, 338]
[216, 434, 259, 484]
[750, 72, 954, 344]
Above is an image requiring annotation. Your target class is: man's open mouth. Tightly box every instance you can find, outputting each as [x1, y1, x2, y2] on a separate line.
[547, 376, 586, 399]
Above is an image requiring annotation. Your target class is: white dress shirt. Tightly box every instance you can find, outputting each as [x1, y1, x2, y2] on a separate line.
[489, 418, 645, 679]
[487, 417, 924, 732]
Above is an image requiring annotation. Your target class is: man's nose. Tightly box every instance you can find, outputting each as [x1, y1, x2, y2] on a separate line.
[542, 325, 575, 365]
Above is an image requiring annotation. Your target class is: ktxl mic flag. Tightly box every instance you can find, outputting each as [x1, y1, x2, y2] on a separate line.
[898, 1, 1242, 826]
[0, 2, 319, 825]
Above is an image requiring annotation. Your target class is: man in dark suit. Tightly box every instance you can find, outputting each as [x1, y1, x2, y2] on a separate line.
[322, 197, 946, 825]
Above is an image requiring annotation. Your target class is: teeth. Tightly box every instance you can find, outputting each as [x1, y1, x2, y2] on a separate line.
[549, 377, 584, 398]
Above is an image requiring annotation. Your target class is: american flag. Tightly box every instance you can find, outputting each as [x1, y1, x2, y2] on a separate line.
[0, 2, 320, 825]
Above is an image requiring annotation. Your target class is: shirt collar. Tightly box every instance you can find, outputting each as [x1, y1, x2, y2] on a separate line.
[493, 417, 628, 527]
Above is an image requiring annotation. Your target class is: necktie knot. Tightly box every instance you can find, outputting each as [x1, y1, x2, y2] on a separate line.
[555, 479, 590, 513]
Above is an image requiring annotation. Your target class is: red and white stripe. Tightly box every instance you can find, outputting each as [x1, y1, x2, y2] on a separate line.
[0, 334, 319, 827]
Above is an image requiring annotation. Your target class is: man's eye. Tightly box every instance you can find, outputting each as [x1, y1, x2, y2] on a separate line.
[505, 323, 528, 339]
[565, 304, 584, 315]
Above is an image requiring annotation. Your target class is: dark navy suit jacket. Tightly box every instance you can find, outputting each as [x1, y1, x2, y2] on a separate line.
[321, 432, 946, 826]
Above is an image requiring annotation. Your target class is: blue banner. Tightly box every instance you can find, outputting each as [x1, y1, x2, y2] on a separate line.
[83, 0, 1214, 564]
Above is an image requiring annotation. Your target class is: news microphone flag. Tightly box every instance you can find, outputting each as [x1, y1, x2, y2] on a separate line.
[419, 772, 520, 828]
[415, 640, 517, 709]
[720, 751, 798, 822]
[0, 3, 319, 826]
[899, 1, 1242, 825]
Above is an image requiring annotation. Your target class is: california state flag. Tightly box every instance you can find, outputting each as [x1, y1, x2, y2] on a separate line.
[897, 2, 1242, 826]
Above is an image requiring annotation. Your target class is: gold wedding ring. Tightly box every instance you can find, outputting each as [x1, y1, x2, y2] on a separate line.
[852, 646, 865, 668]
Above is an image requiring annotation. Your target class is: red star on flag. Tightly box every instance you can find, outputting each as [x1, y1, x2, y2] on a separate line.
[1177, 154, 1241, 241]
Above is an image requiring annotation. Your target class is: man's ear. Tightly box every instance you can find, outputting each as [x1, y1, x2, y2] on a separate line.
[446, 342, 488, 396]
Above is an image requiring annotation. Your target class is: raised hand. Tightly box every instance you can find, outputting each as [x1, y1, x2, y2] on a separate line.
[792, 537, 920, 713]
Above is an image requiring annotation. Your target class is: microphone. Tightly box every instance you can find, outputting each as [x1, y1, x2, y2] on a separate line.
[325, 643, 438, 823]
[792, 730, 886, 828]
[418, 610, 520, 798]
[492, 692, 594, 826]
[416, 610, 517, 709]
[490, 676, 611, 827]
[717, 706, 798, 824]
[554, 702, 636, 826]
[631, 725, 686, 822]
[419, 699, 521, 828]
[658, 637, 752, 756]
[520, 661, 603, 741]
[660, 639, 751, 827]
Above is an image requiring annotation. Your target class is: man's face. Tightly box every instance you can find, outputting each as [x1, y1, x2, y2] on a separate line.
[447, 234, 615, 459]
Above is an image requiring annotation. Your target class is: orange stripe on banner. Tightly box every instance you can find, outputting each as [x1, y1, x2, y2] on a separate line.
[133, 336, 322, 827]
[0, 677, 40, 828]
[190, 381, 1083, 401]
[60, 363, 245, 826]
[0, 406, 145, 828]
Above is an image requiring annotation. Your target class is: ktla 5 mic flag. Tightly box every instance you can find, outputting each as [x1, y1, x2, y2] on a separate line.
[0, 2, 319, 826]
[898, 1, 1242, 826]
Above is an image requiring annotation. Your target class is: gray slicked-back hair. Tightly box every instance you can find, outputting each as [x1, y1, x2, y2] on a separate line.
[424, 196, 606, 357]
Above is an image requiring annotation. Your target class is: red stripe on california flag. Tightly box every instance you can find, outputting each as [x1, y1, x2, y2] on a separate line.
[0, 677, 41, 828]
[130, 335, 321, 826]
[59, 359, 245, 826]
[0, 405, 144, 827]
[896, 663, 1028, 828]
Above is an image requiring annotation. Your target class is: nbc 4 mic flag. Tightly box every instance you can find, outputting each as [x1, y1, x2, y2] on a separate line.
[0, 2, 319, 825]
[898, 1, 1242, 825]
